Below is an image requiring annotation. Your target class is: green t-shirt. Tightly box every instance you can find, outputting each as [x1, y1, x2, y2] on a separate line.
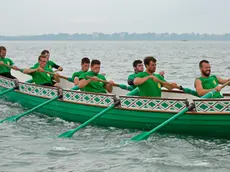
[0, 58, 14, 74]
[33, 61, 57, 70]
[72, 70, 86, 81]
[197, 75, 223, 98]
[128, 73, 137, 89]
[79, 71, 107, 93]
[29, 67, 54, 85]
[135, 72, 166, 97]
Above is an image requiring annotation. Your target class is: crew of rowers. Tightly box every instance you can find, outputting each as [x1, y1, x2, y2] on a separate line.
[0, 46, 229, 98]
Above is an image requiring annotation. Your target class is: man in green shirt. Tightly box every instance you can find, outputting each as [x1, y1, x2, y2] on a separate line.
[72, 57, 90, 85]
[127, 60, 144, 89]
[128, 60, 165, 89]
[134, 56, 179, 97]
[33, 50, 63, 72]
[78, 60, 115, 93]
[0, 46, 20, 79]
[23, 55, 60, 87]
[195, 60, 230, 98]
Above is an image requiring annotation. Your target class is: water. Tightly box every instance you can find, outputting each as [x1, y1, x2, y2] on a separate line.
[0, 41, 230, 172]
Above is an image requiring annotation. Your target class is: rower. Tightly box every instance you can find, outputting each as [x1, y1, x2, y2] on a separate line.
[72, 57, 90, 85]
[78, 59, 115, 93]
[34, 50, 63, 71]
[0, 46, 20, 79]
[134, 56, 179, 97]
[127, 60, 144, 89]
[23, 55, 60, 87]
[128, 60, 165, 89]
[195, 60, 230, 98]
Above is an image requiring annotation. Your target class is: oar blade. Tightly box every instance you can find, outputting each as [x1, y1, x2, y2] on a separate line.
[58, 130, 75, 138]
[130, 132, 150, 141]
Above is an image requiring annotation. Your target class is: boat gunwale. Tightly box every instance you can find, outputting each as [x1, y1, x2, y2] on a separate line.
[120, 95, 188, 101]
[193, 98, 230, 101]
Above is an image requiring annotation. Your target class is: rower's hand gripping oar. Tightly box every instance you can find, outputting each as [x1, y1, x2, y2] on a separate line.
[86, 76, 133, 91]
[130, 80, 230, 142]
[58, 88, 139, 138]
[41, 69, 69, 81]
[0, 89, 63, 123]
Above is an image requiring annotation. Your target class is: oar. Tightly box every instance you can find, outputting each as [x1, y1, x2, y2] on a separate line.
[130, 80, 230, 142]
[0, 87, 17, 96]
[71, 85, 79, 90]
[42, 70, 69, 80]
[179, 86, 200, 97]
[0, 63, 20, 70]
[0, 95, 62, 123]
[58, 88, 139, 138]
[86, 76, 133, 91]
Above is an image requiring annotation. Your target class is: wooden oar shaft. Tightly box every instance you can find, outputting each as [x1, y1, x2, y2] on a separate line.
[221, 80, 230, 89]
[86, 76, 119, 86]
[1, 63, 21, 71]
[42, 70, 69, 80]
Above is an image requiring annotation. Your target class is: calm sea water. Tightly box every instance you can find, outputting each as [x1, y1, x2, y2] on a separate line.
[0, 41, 230, 172]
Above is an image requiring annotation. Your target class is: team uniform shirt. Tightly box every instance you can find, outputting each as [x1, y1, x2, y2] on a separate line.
[196, 75, 223, 98]
[0, 58, 14, 74]
[135, 72, 166, 97]
[79, 71, 107, 93]
[29, 66, 54, 85]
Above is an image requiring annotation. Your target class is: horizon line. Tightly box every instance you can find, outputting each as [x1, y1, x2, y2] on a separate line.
[1, 32, 230, 37]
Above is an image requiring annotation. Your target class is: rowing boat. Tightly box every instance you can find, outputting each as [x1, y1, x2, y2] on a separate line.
[0, 71, 230, 138]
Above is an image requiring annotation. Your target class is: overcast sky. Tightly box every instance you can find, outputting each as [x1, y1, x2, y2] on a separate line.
[1, 0, 230, 35]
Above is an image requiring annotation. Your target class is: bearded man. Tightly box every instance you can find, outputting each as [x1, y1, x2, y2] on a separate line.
[195, 60, 230, 98]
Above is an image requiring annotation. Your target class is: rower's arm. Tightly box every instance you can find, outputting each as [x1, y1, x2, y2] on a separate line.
[104, 82, 113, 93]
[195, 79, 215, 96]
[134, 76, 150, 86]
[217, 77, 230, 86]
[161, 81, 180, 90]
[78, 79, 92, 89]
[23, 68, 37, 74]
[53, 63, 63, 71]
[11, 65, 20, 71]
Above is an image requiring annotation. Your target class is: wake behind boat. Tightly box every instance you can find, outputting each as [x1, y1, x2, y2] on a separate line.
[0, 70, 230, 139]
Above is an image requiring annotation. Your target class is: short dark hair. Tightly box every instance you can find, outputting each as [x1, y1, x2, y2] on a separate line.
[144, 56, 156, 66]
[38, 55, 47, 61]
[133, 60, 142, 67]
[199, 60, 209, 68]
[41, 50, 50, 55]
[0, 46, 6, 52]
[81, 57, 90, 64]
[91, 59, 101, 67]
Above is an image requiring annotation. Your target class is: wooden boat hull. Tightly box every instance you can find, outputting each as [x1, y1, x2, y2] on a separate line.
[0, 76, 230, 139]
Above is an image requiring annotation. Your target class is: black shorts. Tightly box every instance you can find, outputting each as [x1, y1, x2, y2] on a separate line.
[0, 72, 16, 79]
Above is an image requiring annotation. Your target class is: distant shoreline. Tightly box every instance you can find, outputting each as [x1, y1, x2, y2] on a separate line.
[1, 40, 230, 41]
[1, 33, 230, 41]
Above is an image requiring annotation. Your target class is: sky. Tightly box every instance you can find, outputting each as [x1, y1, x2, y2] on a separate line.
[1, 0, 230, 35]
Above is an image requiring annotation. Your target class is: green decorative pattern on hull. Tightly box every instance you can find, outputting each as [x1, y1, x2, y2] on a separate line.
[19, 83, 58, 98]
[194, 99, 230, 112]
[63, 90, 115, 106]
[120, 96, 187, 112]
[0, 77, 16, 88]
